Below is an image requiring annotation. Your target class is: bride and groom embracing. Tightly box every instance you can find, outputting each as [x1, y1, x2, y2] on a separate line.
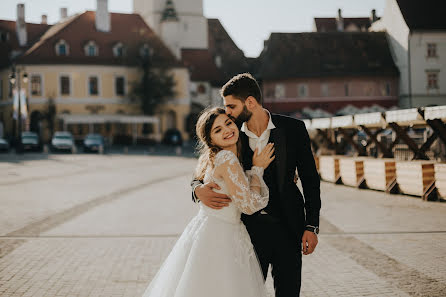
[142, 73, 321, 297]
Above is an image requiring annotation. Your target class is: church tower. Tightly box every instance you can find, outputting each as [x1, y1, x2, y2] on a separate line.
[133, 0, 209, 59]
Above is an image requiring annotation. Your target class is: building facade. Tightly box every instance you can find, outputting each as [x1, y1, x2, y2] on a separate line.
[370, 0, 446, 108]
[0, 2, 191, 143]
[255, 32, 399, 117]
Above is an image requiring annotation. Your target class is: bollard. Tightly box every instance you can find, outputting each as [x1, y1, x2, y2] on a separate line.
[99, 145, 104, 155]
[124, 146, 128, 154]
[175, 146, 182, 156]
[43, 144, 49, 154]
[72, 145, 77, 154]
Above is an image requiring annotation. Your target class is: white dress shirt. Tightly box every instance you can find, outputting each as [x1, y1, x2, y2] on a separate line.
[240, 109, 276, 154]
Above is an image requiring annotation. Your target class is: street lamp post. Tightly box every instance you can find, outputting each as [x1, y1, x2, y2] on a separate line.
[9, 65, 28, 154]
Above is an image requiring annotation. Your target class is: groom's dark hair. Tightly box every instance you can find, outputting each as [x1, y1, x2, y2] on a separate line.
[220, 73, 263, 105]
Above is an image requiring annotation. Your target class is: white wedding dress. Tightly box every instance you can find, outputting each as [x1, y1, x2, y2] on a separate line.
[142, 150, 269, 297]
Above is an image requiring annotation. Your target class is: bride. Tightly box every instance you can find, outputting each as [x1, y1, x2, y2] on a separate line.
[142, 107, 275, 297]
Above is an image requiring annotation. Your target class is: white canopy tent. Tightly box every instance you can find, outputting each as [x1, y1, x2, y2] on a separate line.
[57, 114, 161, 144]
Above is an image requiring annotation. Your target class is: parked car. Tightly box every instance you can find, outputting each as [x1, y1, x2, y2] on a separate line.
[21, 132, 42, 152]
[51, 131, 75, 153]
[0, 138, 10, 152]
[162, 129, 183, 146]
[83, 134, 105, 153]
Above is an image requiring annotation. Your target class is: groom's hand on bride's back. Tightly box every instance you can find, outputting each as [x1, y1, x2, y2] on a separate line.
[195, 182, 231, 209]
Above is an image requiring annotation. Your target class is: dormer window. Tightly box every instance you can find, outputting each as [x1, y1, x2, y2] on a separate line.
[113, 42, 125, 57]
[140, 43, 151, 58]
[55, 39, 69, 56]
[84, 41, 98, 56]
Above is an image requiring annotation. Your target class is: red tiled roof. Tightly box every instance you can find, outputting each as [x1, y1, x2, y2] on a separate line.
[397, 0, 446, 30]
[207, 19, 250, 81]
[256, 32, 399, 80]
[314, 17, 372, 32]
[181, 49, 223, 85]
[0, 20, 50, 68]
[13, 11, 180, 67]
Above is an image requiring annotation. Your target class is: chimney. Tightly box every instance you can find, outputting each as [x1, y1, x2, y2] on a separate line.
[16, 3, 27, 46]
[336, 8, 344, 32]
[96, 0, 111, 32]
[60, 7, 68, 20]
[371, 9, 377, 22]
[41, 14, 48, 24]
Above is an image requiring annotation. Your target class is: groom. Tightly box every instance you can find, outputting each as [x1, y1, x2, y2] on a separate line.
[191, 73, 321, 297]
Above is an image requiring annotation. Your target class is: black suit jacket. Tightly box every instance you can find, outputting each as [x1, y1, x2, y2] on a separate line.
[191, 114, 321, 238]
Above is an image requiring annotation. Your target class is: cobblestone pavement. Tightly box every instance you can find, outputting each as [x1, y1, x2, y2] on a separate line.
[0, 154, 445, 297]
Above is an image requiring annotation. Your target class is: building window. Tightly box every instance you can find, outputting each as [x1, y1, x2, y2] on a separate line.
[385, 82, 391, 96]
[115, 76, 125, 96]
[30, 75, 42, 96]
[60, 75, 70, 95]
[344, 83, 349, 96]
[55, 40, 69, 56]
[113, 43, 125, 57]
[274, 84, 285, 99]
[140, 44, 151, 58]
[89, 76, 99, 95]
[8, 80, 13, 98]
[84, 41, 98, 56]
[321, 84, 329, 97]
[427, 43, 437, 57]
[298, 84, 308, 97]
[0, 31, 9, 42]
[427, 72, 439, 89]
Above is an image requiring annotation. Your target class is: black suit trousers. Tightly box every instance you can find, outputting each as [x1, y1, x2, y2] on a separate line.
[243, 214, 302, 297]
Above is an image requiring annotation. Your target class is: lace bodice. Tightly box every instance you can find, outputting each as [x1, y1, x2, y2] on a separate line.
[201, 150, 269, 223]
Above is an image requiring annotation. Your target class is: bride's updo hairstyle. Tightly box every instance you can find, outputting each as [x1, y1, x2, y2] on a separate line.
[194, 107, 241, 180]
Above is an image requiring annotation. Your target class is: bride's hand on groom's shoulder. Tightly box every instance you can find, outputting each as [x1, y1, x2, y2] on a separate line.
[195, 182, 232, 209]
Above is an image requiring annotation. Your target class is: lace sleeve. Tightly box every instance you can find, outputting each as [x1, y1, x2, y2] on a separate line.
[214, 150, 269, 215]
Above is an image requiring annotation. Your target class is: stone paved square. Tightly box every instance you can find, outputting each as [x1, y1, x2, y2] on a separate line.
[1, 154, 445, 296]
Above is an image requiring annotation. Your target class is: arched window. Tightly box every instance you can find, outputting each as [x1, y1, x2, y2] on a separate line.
[55, 39, 69, 56]
[84, 41, 98, 56]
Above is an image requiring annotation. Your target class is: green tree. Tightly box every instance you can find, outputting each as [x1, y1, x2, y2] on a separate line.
[131, 54, 176, 116]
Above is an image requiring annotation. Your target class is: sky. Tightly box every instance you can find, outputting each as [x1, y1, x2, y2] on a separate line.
[0, 0, 386, 57]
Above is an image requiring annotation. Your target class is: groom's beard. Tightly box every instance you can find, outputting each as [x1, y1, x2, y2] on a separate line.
[234, 105, 252, 127]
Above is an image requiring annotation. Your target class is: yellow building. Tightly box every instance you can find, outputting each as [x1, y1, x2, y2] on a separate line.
[0, 4, 191, 143]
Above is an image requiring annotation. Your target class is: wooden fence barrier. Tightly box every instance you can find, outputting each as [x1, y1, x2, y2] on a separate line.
[363, 158, 396, 191]
[395, 161, 436, 199]
[339, 157, 365, 187]
[434, 163, 446, 199]
[319, 156, 340, 183]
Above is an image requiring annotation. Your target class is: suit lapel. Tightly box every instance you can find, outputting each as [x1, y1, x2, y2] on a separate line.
[270, 121, 286, 193]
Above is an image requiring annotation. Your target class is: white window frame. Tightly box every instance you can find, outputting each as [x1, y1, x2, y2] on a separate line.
[426, 71, 439, 89]
[344, 83, 350, 96]
[321, 83, 329, 97]
[87, 75, 101, 96]
[297, 84, 308, 97]
[140, 43, 151, 58]
[58, 73, 72, 96]
[274, 84, 285, 99]
[29, 73, 44, 97]
[427, 43, 437, 58]
[84, 41, 99, 57]
[113, 42, 125, 57]
[114, 75, 126, 96]
[55, 39, 70, 56]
